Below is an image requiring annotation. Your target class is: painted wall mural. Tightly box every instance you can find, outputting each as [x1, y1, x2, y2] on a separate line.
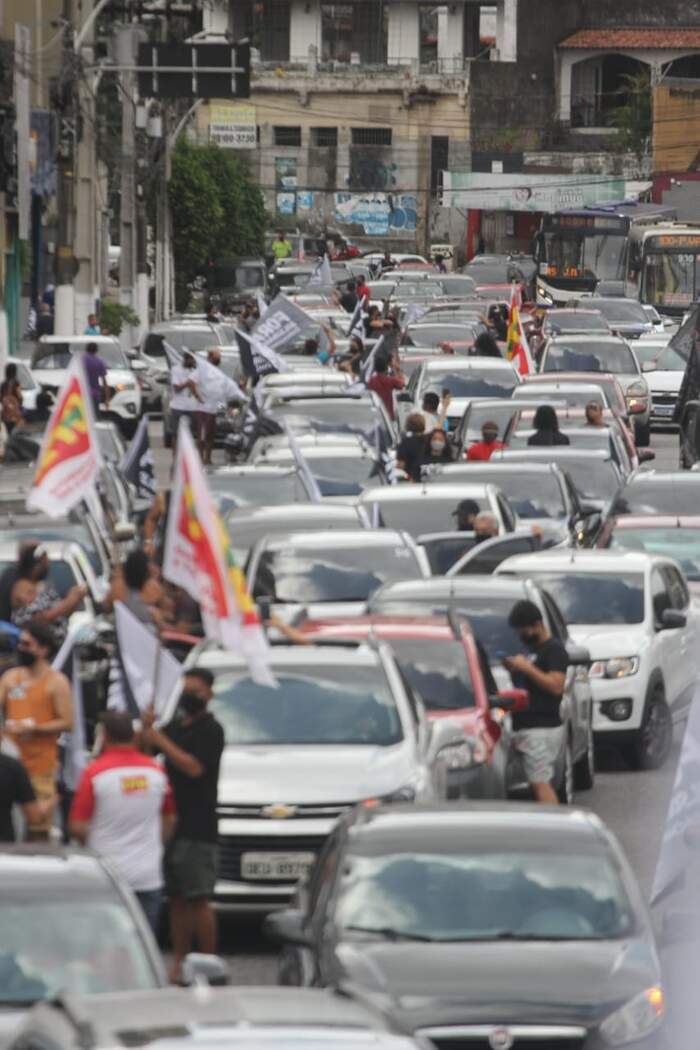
[334, 193, 417, 236]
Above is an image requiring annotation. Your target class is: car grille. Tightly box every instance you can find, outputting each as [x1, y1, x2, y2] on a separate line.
[420, 1032, 585, 1050]
[217, 802, 353, 819]
[651, 394, 676, 407]
[218, 834, 327, 883]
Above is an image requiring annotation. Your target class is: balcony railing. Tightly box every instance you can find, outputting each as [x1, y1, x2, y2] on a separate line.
[252, 51, 471, 77]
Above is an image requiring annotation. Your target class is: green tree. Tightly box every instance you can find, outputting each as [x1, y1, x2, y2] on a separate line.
[169, 141, 266, 311]
[607, 69, 651, 158]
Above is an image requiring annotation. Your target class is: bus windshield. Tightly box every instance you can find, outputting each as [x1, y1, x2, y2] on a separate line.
[540, 231, 627, 285]
[642, 252, 700, 310]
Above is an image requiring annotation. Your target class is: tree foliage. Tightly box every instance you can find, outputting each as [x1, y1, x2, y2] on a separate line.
[607, 69, 651, 158]
[169, 140, 265, 310]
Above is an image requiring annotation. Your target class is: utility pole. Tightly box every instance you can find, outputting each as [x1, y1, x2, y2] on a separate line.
[116, 25, 143, 347]
[54, 0, 78, 335]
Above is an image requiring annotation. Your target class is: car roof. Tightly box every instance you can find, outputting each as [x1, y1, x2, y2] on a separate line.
[348, 802, 606, 853]
[193, 643, 381, 669]
[422, 357, 516, 372]
[524, 371, 621, 384]
[302, 615, 463, 641]
[547, 334, 630, 346]
[0, 539, 80, 559]
[374, 576, 531, 601]
[262, 528, 410, 550]
[38, 335, 121, 345]
[498, 548, 657, 573]
[0, 844, 117, 894]
[227, 504, 362, 524]
[209, 466, 301, 478]
[434, 462, 559, 477]
[24, 987, 406, 1042]
[610, 514, 700, 528]
[359, 483, 494, 502]
[623, 470, 696, 486]
[497, 448, 613, 462]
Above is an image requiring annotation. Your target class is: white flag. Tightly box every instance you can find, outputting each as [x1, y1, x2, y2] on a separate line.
[308, 254, 333, 287]
[237, 328, 291, 376]
[282, 421, 322, 503]
[108, 602, 183, 718]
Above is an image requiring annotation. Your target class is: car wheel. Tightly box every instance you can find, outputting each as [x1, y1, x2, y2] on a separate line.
[635, 420, 651, 447]
[630, 687, 673, 771]
[573, 721, 595, 791]
[556, 735, 575, 805]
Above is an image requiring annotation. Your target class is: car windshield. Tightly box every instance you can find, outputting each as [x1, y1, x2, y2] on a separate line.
[405, 325, 477, 347]
[269, 401, 381, 438]
[609, 527, 700, 582]
[0, 897, 157, 1002]
[0, 528, 102, 575]
[522, 572, 645, 625]
[310, 456, 380, 496]
[388, 638, 475, 710]
[33, 343, 128, 369]
[615, 480, 700, 516]
[208, 472, 311, 511]
[423, 369, 517, 400]
[165, 328, 217, 352]
[544, 343, 636, 375]
[463, 264, 517, 285]
[336, 850, 633, 942]
[225, 513, 361, 562]
[211, 665, 403, 745]
[551, 457, 621, 502]
[594, 300, 649, 324]
[490, 474, 566, 519]
[545, 312, 609, 334]
[372, 594, 523, 662]
[369, 496, 487, 538]
[438, 277, 477, 296]
[516, 386, 605, 409]
[252, 545, 421, 603]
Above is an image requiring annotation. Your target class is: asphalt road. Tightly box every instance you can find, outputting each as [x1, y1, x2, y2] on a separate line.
[151, 425, 686, 982]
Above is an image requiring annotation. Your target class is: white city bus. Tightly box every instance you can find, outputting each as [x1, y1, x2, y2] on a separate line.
[627, 223, 700, 317]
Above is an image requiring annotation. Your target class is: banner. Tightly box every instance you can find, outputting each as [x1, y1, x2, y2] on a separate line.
[27, 355, 103, 517]
[208, 102, 256, 149]
[442, 172, 627, 213]
[252, 293, 311, 353]
[163, 421, 275, 685]
[236, 328, 291, 379]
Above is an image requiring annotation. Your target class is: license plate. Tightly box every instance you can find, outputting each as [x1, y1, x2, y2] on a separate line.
[240, 851, 316, 881]
[654, 405, 674, 416]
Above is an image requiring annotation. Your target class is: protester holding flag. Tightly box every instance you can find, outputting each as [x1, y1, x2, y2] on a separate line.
[120, 415, 157, 500]
[169, 351, 203, 444]
[506, 284, 535, 377]
[472, 330, 503, 358]
[0, 622, 72, 840]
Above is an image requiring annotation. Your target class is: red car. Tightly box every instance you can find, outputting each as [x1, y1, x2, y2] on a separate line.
[299, 615, 527, 800]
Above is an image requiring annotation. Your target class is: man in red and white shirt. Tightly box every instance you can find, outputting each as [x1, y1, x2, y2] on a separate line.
[70, 711, 176, 933]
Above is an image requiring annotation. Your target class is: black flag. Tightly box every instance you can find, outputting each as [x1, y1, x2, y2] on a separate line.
[120, 415, 156, 498]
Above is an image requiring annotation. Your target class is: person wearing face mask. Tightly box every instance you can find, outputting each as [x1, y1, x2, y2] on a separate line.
[169, 351, 203, 448]
[0, 621, 72, 838]
[421, 427, 453, 472]
[503, 600, 569, 805]
[10, 544, 88, 643]
[141, 668, 224, 983]
[472, 511, 499, 543]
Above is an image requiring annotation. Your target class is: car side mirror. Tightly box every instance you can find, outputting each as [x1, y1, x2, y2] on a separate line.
[566, 643, 590, 666]
[180, 952, 229, 986]
[490, 688, 529, 712]
[263, 908, 310, 946]
[638, 449, 656, 463]
[641, 361, 655, 373]
[660, 608, 686, 630]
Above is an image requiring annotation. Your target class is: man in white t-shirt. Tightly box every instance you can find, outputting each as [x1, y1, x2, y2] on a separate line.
[169, 351, 202, 447]
[70, 711, 176, 933]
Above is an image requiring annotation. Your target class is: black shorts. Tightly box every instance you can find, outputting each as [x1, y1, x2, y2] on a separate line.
[164, 838, 218, 899]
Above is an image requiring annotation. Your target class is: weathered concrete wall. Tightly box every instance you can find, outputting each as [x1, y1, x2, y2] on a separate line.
[581, 1, 700, 25]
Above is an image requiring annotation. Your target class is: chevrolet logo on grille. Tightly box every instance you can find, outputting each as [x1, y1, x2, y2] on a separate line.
[261, 803, 298, 819]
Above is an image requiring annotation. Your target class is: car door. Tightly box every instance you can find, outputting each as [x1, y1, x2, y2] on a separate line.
[662, 564, 697, 717]
[650, 566, 683, 709]
[541, 589, 590, 763]
[448, 533, 541, 576]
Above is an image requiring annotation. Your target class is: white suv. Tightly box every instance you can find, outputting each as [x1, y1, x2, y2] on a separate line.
[496, 549, 700, 769]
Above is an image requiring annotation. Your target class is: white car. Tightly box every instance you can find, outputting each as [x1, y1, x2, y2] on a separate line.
[397, 356, 520, 432]
[357, 481, 518, 537]
[0, 539, 103, 630]
[631, 337, 685, 426]
[496, 549, 700, 770]
[164, 642, 464, 908]
[31, 336, 141, 437]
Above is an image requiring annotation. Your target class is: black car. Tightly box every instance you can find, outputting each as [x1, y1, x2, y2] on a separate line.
[266, 804, 663, 1050]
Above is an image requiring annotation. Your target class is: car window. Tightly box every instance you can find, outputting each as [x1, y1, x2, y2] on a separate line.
[496, 494, 516, 531]
[372, 497, 488, 538]
[544, 343, 636, 375]
[650, 568, 671, 625]
[455, 536, 540, 577]
[420, 534, 478, 575]
[521, 571, 645, 625]
[422, 369, 518, 400]
[662, 565, 689, 611]
[252, 544, 422, 603]
[211, 665, 403, 746]
[389, 638, 476, 711]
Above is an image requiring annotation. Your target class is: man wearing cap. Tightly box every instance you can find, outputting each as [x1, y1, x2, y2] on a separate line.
[453, 498, 481, 532]
[466, 420, 506, 461]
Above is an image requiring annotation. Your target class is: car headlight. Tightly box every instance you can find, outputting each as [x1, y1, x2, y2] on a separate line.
[589, 656, 639, 679]
[113, 381, 136, 392]
[599, 987, 664, 1046]
[362, 785, 417, 807]
[537, 284, 554, 305]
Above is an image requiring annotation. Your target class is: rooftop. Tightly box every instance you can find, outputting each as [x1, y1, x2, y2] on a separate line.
[559, 27, 700, 50]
